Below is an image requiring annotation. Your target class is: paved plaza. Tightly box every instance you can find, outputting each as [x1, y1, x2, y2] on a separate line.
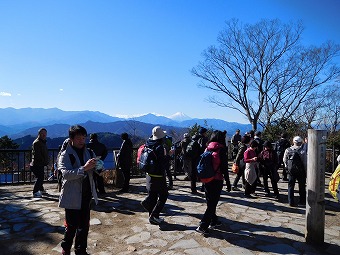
[0, 172, 339, 255]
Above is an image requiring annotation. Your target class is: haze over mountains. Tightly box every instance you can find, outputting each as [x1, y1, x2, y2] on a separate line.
[0, 107, 252, 139]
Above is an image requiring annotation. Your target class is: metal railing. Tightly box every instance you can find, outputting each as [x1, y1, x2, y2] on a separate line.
[0, 148, 183, 185]
[0, 146, 337, 185]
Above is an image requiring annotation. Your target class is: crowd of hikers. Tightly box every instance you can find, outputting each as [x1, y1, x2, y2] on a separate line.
[30, 125, 313, 254]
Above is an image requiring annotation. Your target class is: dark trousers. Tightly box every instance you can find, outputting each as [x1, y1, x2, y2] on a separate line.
[61, 202, 91, 254]
[190, 159, 199, 192]
[165, 157, 173, 187]
[143, 175, 169, 218]
[288, 174, 306, 205]
[121, 166, 131, 191]
[244, 180, 257, 195]
[93, 173, 105, 193]
[200, 179, 223, 230]
[233, 166, 245, 188]
[31, 165, 44, 194]
[263, 168, 279, 195]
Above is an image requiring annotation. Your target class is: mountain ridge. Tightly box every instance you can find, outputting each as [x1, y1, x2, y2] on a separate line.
[0, 107, 252, 138]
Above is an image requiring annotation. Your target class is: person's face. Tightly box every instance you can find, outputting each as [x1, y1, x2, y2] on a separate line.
[39, 130, 47, 140]
[71, 134, 87, 149]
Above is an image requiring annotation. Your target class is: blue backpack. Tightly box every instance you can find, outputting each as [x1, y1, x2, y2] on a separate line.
[138, 145, 158, 174]
[197, 151, 215, 183]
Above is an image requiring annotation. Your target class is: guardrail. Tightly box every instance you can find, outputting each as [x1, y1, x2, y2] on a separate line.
[0, 148, 182, 185]
[0, 146, 337, 185]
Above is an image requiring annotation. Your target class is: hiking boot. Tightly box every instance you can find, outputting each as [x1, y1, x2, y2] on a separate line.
[33, 191, 42, 198]
[209, 220, 222, 229]
[195, 226, 209, 236]
[149, 216, 163, 225]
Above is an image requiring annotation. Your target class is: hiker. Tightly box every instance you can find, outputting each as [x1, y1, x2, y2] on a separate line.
[30, 128, 49, 198]
[117, 132, 133, 193]
[140, 126, 169, 225]
[59, 125, 98, 255]
[283, 136, 307, 207]
[231, 129, 242, 159]
[243, 140, 259, 198]
[232, 135, 251, 191]
[258, 141, 280, 199]
[87, 133, 108, 195]
[275, 133, 291, 181]
[195, 130, 231, 236]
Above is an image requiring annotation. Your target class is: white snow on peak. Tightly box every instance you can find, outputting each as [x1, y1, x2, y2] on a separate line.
[168, 112, 191, 121]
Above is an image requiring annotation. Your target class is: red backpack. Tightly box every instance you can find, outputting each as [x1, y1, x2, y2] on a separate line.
[136, 144, 145, 164]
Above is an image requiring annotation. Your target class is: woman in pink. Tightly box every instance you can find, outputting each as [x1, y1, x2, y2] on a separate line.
[243, 140, 259, 198]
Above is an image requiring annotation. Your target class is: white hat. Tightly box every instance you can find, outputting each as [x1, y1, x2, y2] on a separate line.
[293, 136, 303, 143]
[152, 126, 166, 140]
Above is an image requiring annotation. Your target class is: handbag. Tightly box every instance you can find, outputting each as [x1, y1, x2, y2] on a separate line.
[231, 163, 239, 174]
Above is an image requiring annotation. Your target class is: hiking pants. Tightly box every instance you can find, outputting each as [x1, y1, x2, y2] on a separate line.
[200, 179, 223, 230]
[288, 174, 306, 205]
[31, 165, 45, 194]
[61, 202, 91, 254]
[144, 175, 169, 218]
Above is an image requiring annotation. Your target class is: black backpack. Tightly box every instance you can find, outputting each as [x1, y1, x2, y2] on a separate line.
[286, 148, 305, 177]
[186, 140, 200, 158]
[138, 145, 158, 174]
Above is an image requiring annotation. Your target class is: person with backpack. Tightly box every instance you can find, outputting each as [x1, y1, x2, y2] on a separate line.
[258, 141, 280, 199]
[275, 133, 291, 181]
[180, 133, 192, 180]
[283, 136, 307, 207]
[58, 125, 98, 255]
[163, 133, 174, 189]
[186, 133, 201, 193]
[197, 127, 209, 191]
[140, 126, 169, 225]
[232, 135, 251, 191]
[196, 130, 231, 236]
[87, 133, 108, 195]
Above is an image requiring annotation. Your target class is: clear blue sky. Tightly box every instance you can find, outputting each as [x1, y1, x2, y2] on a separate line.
[0, 0, 339, 124]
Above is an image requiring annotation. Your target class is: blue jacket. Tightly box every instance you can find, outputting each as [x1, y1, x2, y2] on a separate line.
[58, 144, 98, 209]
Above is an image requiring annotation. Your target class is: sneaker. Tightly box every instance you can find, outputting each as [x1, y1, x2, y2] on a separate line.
[232, 186, 240, 191]
[195, 226, 209, 236]
[33, 191, 42, 198]
[149, 216, 162, 225]
[209, 220, 222, 229]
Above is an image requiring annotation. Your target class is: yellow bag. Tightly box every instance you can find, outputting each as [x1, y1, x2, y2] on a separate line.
[329, 165, 340, 202]
[231, 163, 239, 174]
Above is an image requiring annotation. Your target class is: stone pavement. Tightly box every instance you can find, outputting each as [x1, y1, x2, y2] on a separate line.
[0, 172, 340, 255]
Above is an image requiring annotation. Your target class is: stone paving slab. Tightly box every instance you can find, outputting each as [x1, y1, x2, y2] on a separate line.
[0, 173, 339, 255]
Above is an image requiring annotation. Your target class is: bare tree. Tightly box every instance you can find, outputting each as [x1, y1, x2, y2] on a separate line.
[192, 19, 340, 131]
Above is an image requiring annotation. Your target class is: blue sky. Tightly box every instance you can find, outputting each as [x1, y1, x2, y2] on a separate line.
[0, 0, 339, 124]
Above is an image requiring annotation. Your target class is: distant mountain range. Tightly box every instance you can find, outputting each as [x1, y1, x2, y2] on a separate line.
[0, 107, 252, 139]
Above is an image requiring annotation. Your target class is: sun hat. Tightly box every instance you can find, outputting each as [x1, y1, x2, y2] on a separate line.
[152, 126, 166, 140]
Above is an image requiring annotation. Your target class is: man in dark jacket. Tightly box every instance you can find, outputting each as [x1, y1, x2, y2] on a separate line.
[31, 128, 49, 198]
[87, 133, 108, 194]
[117, 133, 133, 192]
[140, 126, 169, 225]
[275, 133, 291, 181]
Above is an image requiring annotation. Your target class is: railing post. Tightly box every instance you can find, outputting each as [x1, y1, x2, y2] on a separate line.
[305, 129, 327, 244]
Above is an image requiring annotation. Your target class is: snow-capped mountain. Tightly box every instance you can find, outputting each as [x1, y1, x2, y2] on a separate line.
[168, 112, 191, 122]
